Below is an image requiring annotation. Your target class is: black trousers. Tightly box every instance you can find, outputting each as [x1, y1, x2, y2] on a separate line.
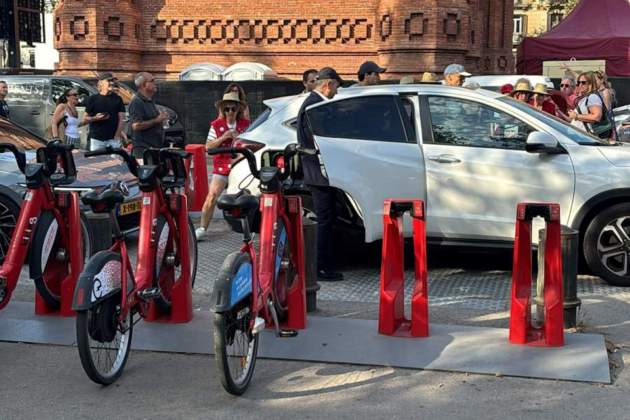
[309, 185, 337, 272]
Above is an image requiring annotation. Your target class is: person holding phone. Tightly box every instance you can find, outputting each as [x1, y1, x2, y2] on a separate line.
[195, 91, 250, 241]
[83, 72, 126, 151]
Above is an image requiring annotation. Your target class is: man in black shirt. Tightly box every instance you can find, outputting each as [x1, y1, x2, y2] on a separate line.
[296, 67, 344, 281]
[83, 72, 126, 151]
[0, 81, 9, 119]
[128, 72, 169, 158]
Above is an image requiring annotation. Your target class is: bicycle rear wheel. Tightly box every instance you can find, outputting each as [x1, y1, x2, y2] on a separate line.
[213, 252, 258, 395]
[76, 253, 132, 385]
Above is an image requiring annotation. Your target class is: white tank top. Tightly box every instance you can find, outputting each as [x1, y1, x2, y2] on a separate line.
[64, 107, 80, 138]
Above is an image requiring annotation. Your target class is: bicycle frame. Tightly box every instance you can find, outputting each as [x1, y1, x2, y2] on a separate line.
[0, 177, 83, 314]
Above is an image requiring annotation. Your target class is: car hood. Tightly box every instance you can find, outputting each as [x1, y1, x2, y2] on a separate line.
[597, 143, 630, 167]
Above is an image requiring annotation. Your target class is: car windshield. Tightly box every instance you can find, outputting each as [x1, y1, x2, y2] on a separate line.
[498, 97, 608, 145]
[0, 118, 45, 151]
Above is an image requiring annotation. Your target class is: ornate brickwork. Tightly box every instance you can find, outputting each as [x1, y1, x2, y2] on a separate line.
[70, 16, 88, 41]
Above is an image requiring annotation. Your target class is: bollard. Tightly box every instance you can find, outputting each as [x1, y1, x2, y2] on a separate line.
[509, 203, 564, 347]
[536, 226, 581, 329]
[302, 217, 320, 312]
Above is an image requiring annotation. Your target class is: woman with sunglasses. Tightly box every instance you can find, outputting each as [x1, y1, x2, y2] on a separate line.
[51, 88, 85, 148]
[196, 91, 250, 241]
[224, 82, 250, 120]
[568, 72, 611, 140]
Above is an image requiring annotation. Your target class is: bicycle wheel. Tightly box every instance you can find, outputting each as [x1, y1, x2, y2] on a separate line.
[76, 253, 132, 385]
[152, 215, 197, 312]
[30, 210, 93, 309]
[213, 252, 258, 395]
[272, 218, 295, 321]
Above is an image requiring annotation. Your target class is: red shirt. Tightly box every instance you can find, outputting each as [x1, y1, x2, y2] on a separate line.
[209, 117, 250, 176]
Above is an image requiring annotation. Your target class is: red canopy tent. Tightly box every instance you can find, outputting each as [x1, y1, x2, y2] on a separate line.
[516, 0, 630, 76]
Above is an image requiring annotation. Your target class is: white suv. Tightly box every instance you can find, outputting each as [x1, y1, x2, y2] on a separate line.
[228, 84, 630, 286]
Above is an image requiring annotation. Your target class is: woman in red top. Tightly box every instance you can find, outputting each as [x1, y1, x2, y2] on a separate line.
[530, 83, 563, 118]
[196, 90, 250, 240]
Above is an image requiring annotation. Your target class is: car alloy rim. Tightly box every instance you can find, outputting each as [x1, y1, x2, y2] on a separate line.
[0, 201, 18, 261]
[597, 216, 630, 277]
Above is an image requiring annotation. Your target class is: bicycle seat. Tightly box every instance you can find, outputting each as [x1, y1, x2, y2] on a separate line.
[217, 193, 259, 213]
[82, 189, 125, 213]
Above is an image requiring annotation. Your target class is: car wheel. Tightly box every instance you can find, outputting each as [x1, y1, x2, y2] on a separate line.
[0, 190, 22, 264]
[584, 203, 630, 286]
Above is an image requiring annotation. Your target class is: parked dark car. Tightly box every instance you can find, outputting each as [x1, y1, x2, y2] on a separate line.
[0, 117, 141, 261]
[2, 75, 184, 149]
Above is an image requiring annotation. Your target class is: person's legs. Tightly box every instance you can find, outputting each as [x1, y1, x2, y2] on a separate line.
[310, 185, 342, 280]
[196, 175, 228, 240]
[89, 138, 105, 151]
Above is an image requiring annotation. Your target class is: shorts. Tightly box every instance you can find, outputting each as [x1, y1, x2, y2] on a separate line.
[90, 138, 121, 151]
[212, 173, 229, 183]
[65, 136, 81, 148]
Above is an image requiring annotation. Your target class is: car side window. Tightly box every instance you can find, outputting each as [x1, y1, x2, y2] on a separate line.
[6, 79, 46, 102]
[427, 96, 534, 150]
[51, 79, 91, 107]
[307, 95, 409, 143]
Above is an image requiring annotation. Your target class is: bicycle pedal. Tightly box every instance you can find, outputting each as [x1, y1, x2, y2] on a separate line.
[252, 317, 266, 335]
[137, 287, 161, 301]
[278, 329, 298, 338]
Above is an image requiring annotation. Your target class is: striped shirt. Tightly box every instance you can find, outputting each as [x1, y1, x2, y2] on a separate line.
[207, 121, 237, 143]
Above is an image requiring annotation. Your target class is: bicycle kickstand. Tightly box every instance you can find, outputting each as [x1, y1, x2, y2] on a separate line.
[267, 299, 298, 338]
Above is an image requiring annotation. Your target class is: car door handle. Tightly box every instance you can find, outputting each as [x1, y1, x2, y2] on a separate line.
[426, 155, 461, 164]
[31, 110, 41, 115]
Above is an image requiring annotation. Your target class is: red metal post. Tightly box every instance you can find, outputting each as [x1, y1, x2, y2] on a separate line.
[283, 196, 307, 329]
[184, 144, 209, 212]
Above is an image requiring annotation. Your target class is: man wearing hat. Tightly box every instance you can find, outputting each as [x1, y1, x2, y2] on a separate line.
[296, 67, 344, 281]
[352, 61, 386, 87]
[530, 83, 559, 116]
[83, 72, 126, 151]
[196, 90, 250, 240]
[128, 72, 170, 158]
[442, 64, 471, 87]
[510, 78, 533, 103]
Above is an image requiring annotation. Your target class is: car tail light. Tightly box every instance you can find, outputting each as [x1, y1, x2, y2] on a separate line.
[232, 138, 265, 153]
[274, 155, 285, 171]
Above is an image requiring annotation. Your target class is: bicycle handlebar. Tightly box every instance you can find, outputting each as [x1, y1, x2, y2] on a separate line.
[84, 146, 139, 177]
[0, 142, 26, 174]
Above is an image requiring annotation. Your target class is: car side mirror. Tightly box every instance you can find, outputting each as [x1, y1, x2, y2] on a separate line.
[526, 132, 563, 154]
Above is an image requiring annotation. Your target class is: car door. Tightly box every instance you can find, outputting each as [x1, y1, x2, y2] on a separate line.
[305, 94, 425, 242]
[5, 78, 48, 136]
[420, 94, 575, 243]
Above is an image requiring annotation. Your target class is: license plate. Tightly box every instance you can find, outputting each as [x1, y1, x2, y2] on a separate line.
[118, 200, 142, 216]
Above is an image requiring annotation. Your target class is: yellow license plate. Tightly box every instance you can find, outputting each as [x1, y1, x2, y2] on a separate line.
[118, 200, 142, 216]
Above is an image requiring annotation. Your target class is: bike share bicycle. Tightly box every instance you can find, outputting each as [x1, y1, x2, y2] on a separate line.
[73, 146, 198, 385]
[208, 143, 308, 395]
[0, 141, 92, 315]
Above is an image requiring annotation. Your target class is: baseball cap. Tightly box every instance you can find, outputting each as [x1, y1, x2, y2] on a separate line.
[358, 61, 386, 76]
[97, 72, 117, 81]
[317, 67, 343, 84]
[443, 64, 471, 77]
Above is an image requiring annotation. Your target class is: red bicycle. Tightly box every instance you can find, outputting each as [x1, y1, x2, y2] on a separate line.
[208, 143, 308, 395]
[73, 146, 198, 385]
[0, 141, 92, 313]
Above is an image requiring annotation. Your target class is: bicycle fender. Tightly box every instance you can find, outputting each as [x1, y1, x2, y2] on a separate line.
[72, 251, 122, 311]
[211, 251, 253, 312]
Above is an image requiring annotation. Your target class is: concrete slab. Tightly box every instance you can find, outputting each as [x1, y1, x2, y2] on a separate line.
[0, 302, 610, 383]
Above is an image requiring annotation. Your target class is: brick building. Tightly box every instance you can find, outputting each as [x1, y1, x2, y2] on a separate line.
[53, 0, 514, 80]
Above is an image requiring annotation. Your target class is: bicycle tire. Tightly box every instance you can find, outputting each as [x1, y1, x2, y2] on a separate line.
[153, 216, 197, 312]
[213, 251, 258, 395]
[76, 252, 132, 385]
[272, 218, 294, 321]
[30, 210, 93, 309]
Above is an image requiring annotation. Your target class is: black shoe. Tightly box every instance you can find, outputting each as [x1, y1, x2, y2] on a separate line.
[317, 270, 344, 282]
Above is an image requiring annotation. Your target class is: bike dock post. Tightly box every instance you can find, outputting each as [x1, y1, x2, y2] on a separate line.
[34, 192, 82, 317]
[184, 144, 209, 212]
[378, 199, 428, 337]
[509, 203, 564, 347]
[283, 196, 307, 329]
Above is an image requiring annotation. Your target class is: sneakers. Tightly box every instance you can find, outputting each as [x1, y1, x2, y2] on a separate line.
[195, 227, 209, 241]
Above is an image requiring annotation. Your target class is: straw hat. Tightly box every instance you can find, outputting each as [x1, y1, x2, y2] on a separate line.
[400, 76, 415, 84]
[510, 78, 533, 95]
[532, 83, 551, 95]
[420, 72, 437, 83]
[215, 91, 246, 111]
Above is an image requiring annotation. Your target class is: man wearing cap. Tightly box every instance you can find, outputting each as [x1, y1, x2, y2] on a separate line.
[83, 72, 126, 151]
[352, 61, 386, 87]
[128, 72, 169, 158]
[296, 67, 344, 281]
[442, 64, 471, 87]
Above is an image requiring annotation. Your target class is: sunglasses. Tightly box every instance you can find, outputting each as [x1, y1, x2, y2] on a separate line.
[577, 80, 588, 85]
[67, 93, 78, 97]
[223, 106, 238, 113]
[560, 84, 571, 88]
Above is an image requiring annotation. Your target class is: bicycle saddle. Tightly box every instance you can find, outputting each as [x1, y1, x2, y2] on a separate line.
[82, 189, 125, 213]
[217, 193, 259, 213]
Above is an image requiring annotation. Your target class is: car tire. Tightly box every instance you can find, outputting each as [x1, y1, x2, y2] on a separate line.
[0, 187, 22, 264]
[584, 203, 630, 286]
